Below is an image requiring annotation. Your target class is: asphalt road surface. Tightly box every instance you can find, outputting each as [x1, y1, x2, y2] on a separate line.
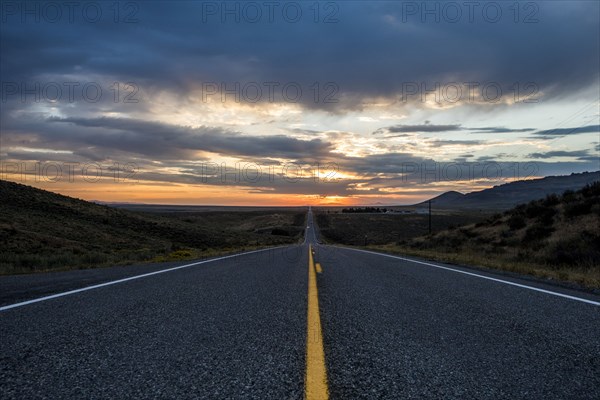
[1, 209, 599, 399]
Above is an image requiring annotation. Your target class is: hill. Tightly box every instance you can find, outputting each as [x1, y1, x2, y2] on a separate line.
[420, 171, 600, 209]
[394, 181, 600, 287]
[425, 190, 465, 206]
[0, 180, 305, 274]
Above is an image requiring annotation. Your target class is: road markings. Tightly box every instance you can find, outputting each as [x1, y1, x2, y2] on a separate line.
[305, 244, 329, 400]
[337, 247, 600, 306]
[0, 247, 286, 312]
[316, 263, 323, 274]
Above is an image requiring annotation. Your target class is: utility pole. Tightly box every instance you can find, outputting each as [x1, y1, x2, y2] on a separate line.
[428, 199, 432, 234]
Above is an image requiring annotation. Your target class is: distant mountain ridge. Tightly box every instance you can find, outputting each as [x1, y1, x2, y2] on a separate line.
[419, 171, 600, 209]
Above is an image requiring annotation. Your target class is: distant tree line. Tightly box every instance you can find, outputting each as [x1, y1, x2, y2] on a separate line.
[342, 207, 388, 213]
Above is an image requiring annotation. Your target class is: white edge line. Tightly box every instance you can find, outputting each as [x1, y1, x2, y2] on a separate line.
[0, 246, 288, 312]
[333, 246, 600, 306]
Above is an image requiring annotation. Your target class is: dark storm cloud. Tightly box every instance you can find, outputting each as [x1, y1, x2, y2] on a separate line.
[0, 109, 335, 162]
[532, 125, 600, 137]
[1, 2, 598, 110]
[374, 124, 462, 134]
[374, 124, 537, 136]
[286, 128, 322, 135]
[527, 150, 591, 159]
[44, 116, 334, 160]
[577, 156, 600, 163]
[467, 127, 536, 134]
[429, 140, 484, 147]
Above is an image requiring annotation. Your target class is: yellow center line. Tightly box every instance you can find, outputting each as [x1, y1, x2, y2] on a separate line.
[306, 244, 329, 399]
[315, 263, 322, 274]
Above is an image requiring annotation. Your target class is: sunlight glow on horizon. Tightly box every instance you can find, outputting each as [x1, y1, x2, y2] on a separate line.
[1, 173, 553, 207]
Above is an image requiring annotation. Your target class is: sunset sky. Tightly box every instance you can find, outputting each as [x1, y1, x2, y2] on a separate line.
[1, 1, 599, 205]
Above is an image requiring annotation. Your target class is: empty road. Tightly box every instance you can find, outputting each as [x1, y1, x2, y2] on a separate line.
[1, 209, 599, 399]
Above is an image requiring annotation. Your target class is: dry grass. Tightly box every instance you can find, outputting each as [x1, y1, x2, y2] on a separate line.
[365, 244, 600, 289]
[0, 180, 306, 274]
[314, 211, 487, 245]
[317, 183, 600, 289]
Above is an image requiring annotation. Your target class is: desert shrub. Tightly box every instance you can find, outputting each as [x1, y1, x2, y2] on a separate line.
[546, 230, 600, 266]
[524, 201, 555, 219]
[85, 251, 110, 265]
[523, 223, 554, 243]
[474, 236, 488, 245]
[539, 215, 554, 227]
[512, 204, 526, 214]
[542, 193, 560, 207]
[564, 198, 594, 217]
[430, 233, 464, 250]
[459, 228, 478, 238]
[580, 181, 600, 198]
[271, 228, 290, 236]
[538, 208, 556, 226]
[508, 214, 526, 230]
[319, 228, 341, 242]
[489, 213, 503, 226]
[561, 189, 576, 203]
[292, 213, 306, 226]
[406, 238, 425, 249]
[315, 214, 330, 229]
